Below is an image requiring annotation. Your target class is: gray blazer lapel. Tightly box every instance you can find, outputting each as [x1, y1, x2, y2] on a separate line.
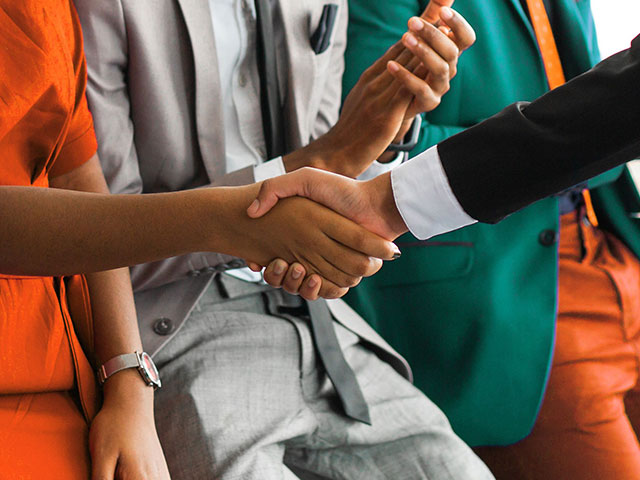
[278, 0, 315, 149]
[176, 0, 226, 180]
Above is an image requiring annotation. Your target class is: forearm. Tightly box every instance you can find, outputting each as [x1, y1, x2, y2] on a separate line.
[0, 185, 221, 275]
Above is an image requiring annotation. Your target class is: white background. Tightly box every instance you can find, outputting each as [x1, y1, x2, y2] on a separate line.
[591, 0, 640, 185]
[591, 0, 640, 58]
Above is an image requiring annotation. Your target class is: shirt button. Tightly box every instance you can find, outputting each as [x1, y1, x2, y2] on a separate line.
[153, 318, 175, 336]
[238, 74, 247, 87]
[539, 229, 559, 247]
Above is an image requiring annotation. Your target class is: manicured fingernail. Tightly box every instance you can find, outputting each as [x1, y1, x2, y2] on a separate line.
[308, 277, 318, 288]
[440, 7, 453, 20]
[404, 32, 418, 47]
[247, 199, 260, 215]
[387, 60, 400, 73]
[292, 267, 303, 279]
[273, 261, 286, 275]
[409, 17, 424, 31]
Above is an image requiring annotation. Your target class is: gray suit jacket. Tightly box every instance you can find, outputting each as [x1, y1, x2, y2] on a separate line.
[76, 0, 411, 380]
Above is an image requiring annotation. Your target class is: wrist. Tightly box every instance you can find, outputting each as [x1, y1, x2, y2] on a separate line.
[366, 173, 408, 239]
[283, 131, 356, 177]
[102, 368, 155, 409]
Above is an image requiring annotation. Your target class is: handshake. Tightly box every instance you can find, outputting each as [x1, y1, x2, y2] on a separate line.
[220, 2, 476, 300]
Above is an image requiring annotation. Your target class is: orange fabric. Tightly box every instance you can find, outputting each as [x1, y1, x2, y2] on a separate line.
[525, 0, 599, 227]
[524, 0, 566, 89]
[476, 212, 640, 479]
[0, 1, 98, 477]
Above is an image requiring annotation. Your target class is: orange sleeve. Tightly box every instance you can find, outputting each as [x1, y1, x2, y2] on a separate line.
[49, 4, 98, 178]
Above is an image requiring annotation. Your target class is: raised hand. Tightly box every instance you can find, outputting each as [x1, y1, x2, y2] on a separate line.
[282, 3, 475, 179]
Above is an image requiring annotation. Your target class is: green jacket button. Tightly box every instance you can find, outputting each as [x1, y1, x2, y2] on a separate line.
[539, 229, 559, 246]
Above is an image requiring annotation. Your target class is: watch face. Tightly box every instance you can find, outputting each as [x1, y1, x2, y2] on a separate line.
[139, 351, 161, 388]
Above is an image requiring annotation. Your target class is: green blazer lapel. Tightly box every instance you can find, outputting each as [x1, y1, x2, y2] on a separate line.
[555, 0, 601, 73]
[505, 0, 538, 47]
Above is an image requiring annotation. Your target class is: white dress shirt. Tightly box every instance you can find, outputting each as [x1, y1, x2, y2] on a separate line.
[391, 145, 477, 240]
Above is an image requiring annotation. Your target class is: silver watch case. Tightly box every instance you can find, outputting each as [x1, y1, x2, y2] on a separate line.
[98, 351, 161, 389]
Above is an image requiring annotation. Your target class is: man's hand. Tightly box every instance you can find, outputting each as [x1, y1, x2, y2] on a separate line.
[247, 167, 407, 240]
[244, 168, 408, 298]
[216, 182, 400, 299]
[282, 4, 476, 178]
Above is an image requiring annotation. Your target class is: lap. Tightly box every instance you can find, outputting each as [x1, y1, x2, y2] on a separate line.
[153, 286, 491, 479]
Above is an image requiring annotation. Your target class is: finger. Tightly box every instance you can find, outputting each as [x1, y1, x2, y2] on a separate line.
[388, 61, 442, 112]
[91, 453, 118, 480]
[299, 274, 323, 301]
[439, 7, 476, 53]
[421, 0, 455, 24]
[323, 219, 400, 264]
[366, 41, 405, 78]
[282, 263, 307, 294]
[247, 170, 309, 218]
[262, 259, 289, 288]
[315, 277, 349, 299]
[248, 168, 356, 219]
[407, 18, 460, 69]
[247, 261, 263, 272]
[302, 247, 363, 289]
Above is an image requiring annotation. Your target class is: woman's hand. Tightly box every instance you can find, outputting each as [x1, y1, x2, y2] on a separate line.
[89, 370, 170, 480]
[214, 183, 400, 299]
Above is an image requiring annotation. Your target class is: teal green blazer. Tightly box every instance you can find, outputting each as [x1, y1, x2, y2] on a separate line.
[343, 0, 640, 446]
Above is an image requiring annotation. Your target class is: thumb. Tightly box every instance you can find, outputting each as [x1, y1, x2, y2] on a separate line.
[247, 169, 310, 218]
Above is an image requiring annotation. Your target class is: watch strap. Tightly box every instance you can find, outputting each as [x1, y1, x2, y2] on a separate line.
[385, 115, 422, 152]
[98, 352, 140, 385]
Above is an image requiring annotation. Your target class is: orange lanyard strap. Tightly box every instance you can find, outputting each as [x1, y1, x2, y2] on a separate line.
[524, 0, 599, 226]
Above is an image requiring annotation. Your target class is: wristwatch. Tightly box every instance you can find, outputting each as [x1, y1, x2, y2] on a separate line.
[98, 351, 162, 389]
[385, 115, 423, 152]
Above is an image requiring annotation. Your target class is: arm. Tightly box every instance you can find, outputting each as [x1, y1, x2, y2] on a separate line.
[49, 158, 170, 479]
[246, 35, 640, 243]
[75, 0, 242, 291]
[0, 161, 397, 297]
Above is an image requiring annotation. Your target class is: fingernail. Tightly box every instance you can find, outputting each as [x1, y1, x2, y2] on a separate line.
[390, 245, 402, 260]
[440, 7, 453, 20]
[274, 261, 286, 275]
[308, 277, 318, 288]
[387, 60, 400, 73]
[409, 17, 424, 31]
[292, 267, 303, 279]
[247, 199, 260, 215]
[404, 32, 418, 47]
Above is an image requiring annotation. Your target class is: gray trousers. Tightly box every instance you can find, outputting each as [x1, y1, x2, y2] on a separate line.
[153, 275, 493, 479]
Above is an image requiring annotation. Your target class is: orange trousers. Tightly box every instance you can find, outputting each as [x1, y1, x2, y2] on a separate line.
[476, 211, 640, 479]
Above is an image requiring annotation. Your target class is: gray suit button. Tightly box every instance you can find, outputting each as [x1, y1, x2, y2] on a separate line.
[188, 270, 201, 277]
[153, 318, 175, 336]
[227, 259, 244, 269]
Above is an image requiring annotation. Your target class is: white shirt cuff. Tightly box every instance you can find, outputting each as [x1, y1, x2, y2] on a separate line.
[357, 152, 406, 181]
[254, 156, 287, 182]
[390, 145, 476, 240]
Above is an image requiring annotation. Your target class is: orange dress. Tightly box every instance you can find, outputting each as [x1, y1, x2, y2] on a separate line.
[0, 1, 99, 477]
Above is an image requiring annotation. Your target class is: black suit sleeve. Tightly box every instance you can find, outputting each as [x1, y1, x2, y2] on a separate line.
[438, 35, 640, 224]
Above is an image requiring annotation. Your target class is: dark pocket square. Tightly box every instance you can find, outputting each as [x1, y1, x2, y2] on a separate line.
[310, 4, 338, 55]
